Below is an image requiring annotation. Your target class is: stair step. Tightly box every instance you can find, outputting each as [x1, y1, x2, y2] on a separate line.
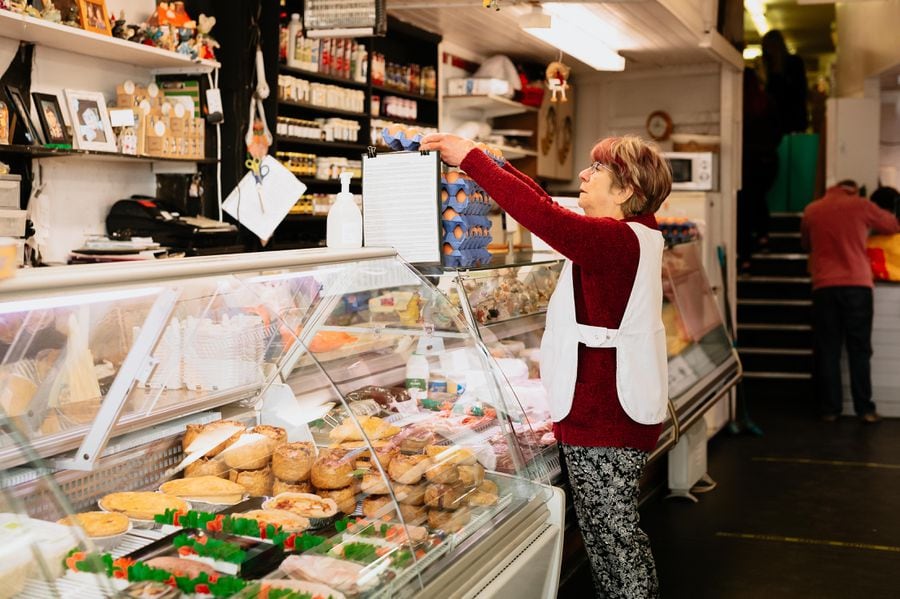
[766, 232, 804, 253]
[738, 276, 811, 300]
[768, 212, 803, 233]
[738, 348, 813, 373]
[746, 254, 810, 277]
[742, 371, 812, 380]
[737, 299, 812, 324]
[737, 323, 813, 349]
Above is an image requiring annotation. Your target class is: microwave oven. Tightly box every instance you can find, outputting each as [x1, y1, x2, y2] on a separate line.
[663, 152, 718, 191]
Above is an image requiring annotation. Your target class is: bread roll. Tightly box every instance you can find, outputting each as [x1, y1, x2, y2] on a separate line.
[316, 486, 359, 515]
[388, 454, 431, 485]
[328, 415, 400, 443]
[252, 424, 287, 449]
[223, 435, 275, 471]
[183, 420, 243, 457]
[424, 483, 469, 511]
[458, 463, 485, 488]
[427, 507, 470, 533]
[468, 480, 499, 506]
[399, 428, 435, 454]
[398, 503, 427, 525]
[230, 466, 273, 497]
[184, 457, 228, 479]
[425, 444, 477, 466]
[272, 442, 315, 482]
[360, 472, 390, 495]
[362, 495, 394, 520]
[393, 482, 426, 506]
[424, 460, 459, 484]
[310, 448, 355, 490]
[273, 478, 312, 495]
[338, 440, 397, 469]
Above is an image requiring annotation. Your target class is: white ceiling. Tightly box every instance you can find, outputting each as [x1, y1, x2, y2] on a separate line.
[385, 0, 724, 73]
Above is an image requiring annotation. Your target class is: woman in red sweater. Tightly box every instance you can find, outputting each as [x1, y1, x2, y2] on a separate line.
[421, 133, 672, 598]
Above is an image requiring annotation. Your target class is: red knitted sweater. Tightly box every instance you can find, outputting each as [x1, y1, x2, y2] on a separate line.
[460, 150, 663, 452]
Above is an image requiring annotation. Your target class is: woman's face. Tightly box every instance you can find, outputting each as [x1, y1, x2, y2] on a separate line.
[577, 161, 631, 219]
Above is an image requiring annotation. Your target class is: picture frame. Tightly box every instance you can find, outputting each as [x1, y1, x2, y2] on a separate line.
[77, 0, 112, 36]
[31, 92, 71, 146]
[64, 89, 117, 152]
[5, 86, 44, 146]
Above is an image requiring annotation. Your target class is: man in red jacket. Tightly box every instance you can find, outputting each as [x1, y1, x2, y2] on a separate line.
[801, 180, 900, 422]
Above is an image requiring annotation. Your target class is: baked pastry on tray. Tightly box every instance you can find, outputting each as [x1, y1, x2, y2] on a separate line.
[98, 492, 188, 521]
[159, 476, 246, 505]
[57, 511, 129, 537]
[328, 415, 400, 443]
[238, 509, 310, 533]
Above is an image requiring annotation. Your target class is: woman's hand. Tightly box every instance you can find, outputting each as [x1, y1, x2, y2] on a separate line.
[419, 133, 476, 167]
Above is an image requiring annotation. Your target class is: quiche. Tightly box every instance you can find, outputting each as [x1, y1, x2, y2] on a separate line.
[262, 492, 339, 519]
[159, 476, 246, 505]
[98, 492, 189, 521]
[58, 511, 130, 537]
[238, 509, 310, 533]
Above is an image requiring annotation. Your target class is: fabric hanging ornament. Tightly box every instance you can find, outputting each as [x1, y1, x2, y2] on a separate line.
[546, 56, 571, 103]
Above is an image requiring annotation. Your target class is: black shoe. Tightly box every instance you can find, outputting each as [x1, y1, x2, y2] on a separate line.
[861, 412, 882, 424]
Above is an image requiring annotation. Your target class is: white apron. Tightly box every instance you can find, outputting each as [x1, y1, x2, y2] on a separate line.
[540, 222, 668, 424]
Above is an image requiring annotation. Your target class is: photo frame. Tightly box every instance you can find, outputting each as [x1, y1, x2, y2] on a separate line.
[31, 92, 71, 146]
[64, 89, 117, 152]
[5, 86, 44, 146]
[77, 0, 112, 36]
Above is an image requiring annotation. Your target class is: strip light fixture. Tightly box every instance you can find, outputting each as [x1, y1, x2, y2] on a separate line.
[521, 3, 626, 71]
[745, 0, 769, 36]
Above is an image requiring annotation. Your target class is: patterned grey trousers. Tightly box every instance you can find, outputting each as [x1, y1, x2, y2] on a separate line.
[561, 443, 659, 599]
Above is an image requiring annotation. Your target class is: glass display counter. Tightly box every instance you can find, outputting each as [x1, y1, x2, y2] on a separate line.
[0, 248, 564, 599]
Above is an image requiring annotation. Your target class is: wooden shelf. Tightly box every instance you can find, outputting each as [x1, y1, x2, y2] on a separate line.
[443, 95, 537, 119]
[285, 213, 328, 222]
[279, 65, 368, 90]
[371, 84, 437, 103]
[0, 9, 219, 72]
[277, 136, 368, 152]
[279, 99, 368, 119]
[296, 177, 362, 189]
[372, 115, 438, 129]
[0, 143, 217, 164]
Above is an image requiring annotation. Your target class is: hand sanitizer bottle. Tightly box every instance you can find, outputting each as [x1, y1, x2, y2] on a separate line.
[326, 171, 362, 248]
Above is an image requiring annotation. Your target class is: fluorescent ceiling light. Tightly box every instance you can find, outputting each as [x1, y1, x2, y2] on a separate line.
[745, 0, 769, 36]
[521, 7, 625, 71]
[743, 46, 762, 60]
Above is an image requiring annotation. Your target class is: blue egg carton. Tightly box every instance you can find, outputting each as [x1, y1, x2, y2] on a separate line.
[382, 128, 422, 151]
[441, 176, 478, 198]
[441, 247, 493, 268]
[481, 148, 505, 166]
[441, 221, 492, 250]
[441, 194, 491, 216]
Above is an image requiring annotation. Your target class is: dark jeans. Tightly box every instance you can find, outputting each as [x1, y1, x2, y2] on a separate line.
[737, 157, 778, 265]
[812, 286, 875, 417]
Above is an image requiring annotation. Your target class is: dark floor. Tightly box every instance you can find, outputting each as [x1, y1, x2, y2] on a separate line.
[563, 378, 900, 598]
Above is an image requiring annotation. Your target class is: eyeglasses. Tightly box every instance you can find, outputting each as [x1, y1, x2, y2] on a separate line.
[588, 161, 614, 176]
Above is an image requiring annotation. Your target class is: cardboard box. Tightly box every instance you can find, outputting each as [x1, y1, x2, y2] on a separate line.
[447, 77, 511, 96]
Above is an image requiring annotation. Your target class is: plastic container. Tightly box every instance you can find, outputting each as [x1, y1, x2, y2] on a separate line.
[0, 513, 81, 580]
[405, 353, 430, 395]
[287, 14, 302, 69]
[326, 171, 362, 248]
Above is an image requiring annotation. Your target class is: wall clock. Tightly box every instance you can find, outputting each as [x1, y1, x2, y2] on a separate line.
[646, 110, 673, 141]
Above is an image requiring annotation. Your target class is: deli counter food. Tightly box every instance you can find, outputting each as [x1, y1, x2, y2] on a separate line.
[0, 248, 564, 599]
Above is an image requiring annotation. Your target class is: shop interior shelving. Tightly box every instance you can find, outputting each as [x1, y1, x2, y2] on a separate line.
[442, 94, 538, 120]
[0, 143, 217, 165]
[0, 9, 219, 72]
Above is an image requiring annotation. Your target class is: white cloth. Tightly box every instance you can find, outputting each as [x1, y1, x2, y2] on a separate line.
[540, 222, 668, 424]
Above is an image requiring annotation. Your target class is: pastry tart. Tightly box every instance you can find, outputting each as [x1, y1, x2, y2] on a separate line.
[223, 434, 275, 471]
[337, 440, 397, 469]
[251, 424, 287, 449]
[184, 457, 228, 479]
[392, 482, 426, 506]
[458, 463, 485, 488]
[310, 448, 355, 489]
[272, 442, 316, 482]
[388, 454, 432, 485]
[159, 476, 247, 505]
[398, 503, 427, 525]
[360, 471, 390, 495]
[58, 511, 130, 537]
[468, 480, 499, 506]
[328, 415, 400, 443]
[183, 420, 243, 457]
[362, 495, 395, 520]
[99, 492, 189, 521]
[424, 460, 459, 484]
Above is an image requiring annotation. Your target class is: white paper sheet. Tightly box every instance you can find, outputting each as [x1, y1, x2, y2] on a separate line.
[222, 155, 306, 242]
[363, 151, 441, 263]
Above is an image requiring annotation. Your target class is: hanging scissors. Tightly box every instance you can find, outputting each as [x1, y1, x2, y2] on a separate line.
[245, 156, 270, 212]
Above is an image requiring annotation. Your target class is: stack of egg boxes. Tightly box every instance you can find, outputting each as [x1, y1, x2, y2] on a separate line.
[441, 172, 493, 267]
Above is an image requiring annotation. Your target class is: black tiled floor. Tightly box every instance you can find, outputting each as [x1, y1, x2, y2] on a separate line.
[563, 379, 900, 598]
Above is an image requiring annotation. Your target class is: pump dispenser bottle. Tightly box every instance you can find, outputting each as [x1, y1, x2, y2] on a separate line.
[326, 171, 362, 248]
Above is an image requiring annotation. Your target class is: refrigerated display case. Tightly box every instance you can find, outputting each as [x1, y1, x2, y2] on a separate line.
[430, 242, 741, 474]
[0, 248, 564, 598]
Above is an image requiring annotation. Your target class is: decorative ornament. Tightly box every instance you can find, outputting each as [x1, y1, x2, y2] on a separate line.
[545, 60, 571, 103]
[482, 0, 501, 9]
[645, 110, 673, 141]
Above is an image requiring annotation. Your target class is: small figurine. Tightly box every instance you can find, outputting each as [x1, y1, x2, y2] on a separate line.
[545, 60, 571, 103]
[193, 14, 219, 61]
[5, 1, 26, 14]
[111, 10, 130, 39]
[176, 26, 196, 58]
[25, 4, 41, 18]
[62, 5, 80, 27]
[40, 0, 61, 23]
